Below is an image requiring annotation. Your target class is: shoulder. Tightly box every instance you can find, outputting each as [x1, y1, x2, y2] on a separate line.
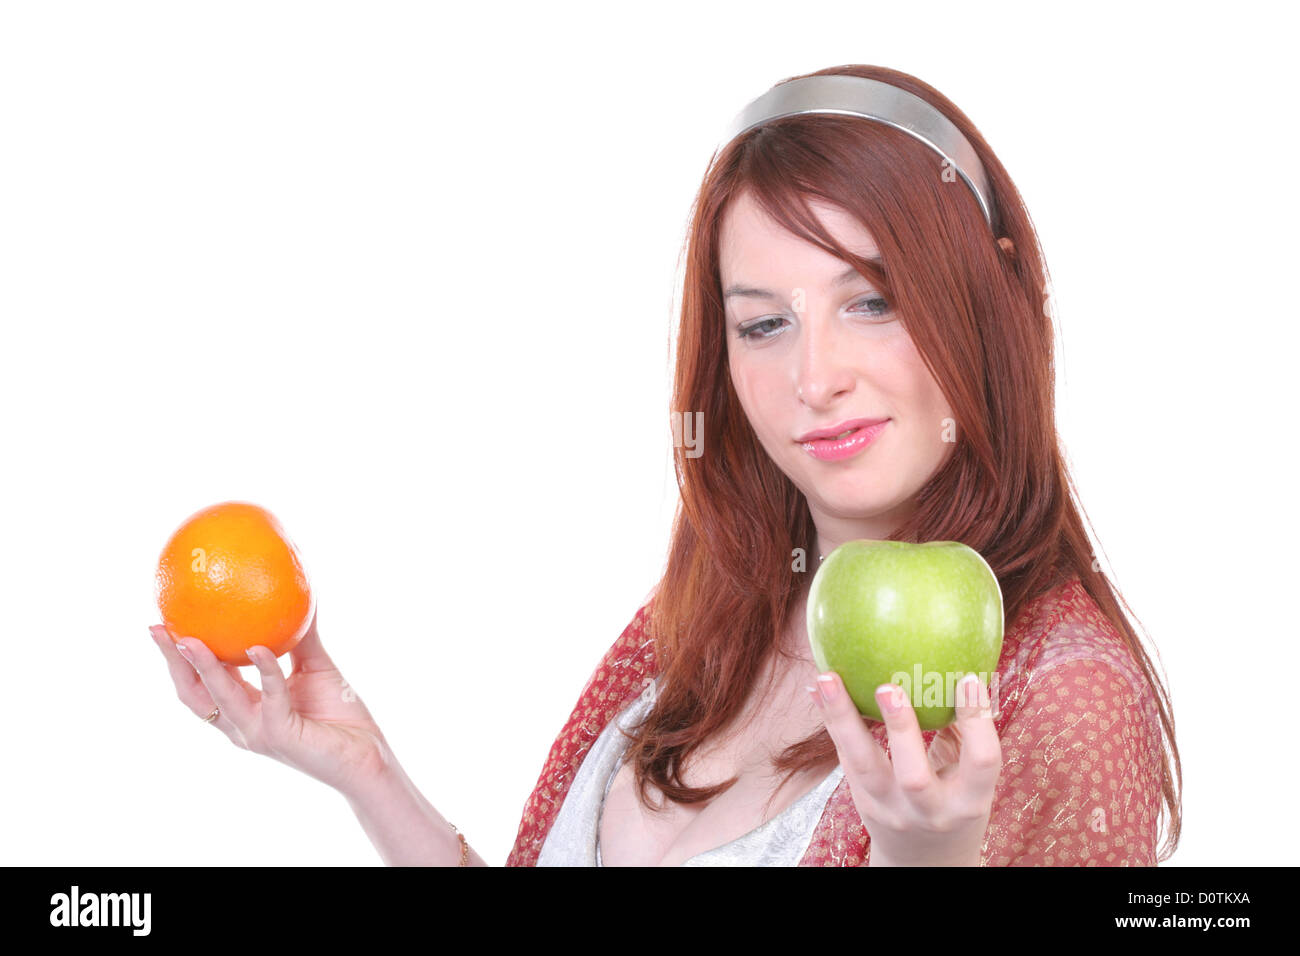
[986, 579, 1165, 865]
[996, 576, 1151, 723]
[548, 586, 661, 759]
[1024, 576, 1150, 704]
[577, 586, 659, 701]
[1000, 578, 1164, 810]
[987, 650, 1165, 865]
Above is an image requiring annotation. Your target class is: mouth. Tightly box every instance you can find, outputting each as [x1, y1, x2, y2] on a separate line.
[794, 418, 889, 444]
[796, 419, 890, 462]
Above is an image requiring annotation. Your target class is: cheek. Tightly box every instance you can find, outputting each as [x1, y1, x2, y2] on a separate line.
[729, 358, 790, 445]
[884, 335, 951, 418]
[894, 362, 955, 455]
[729, 356, 768, 415]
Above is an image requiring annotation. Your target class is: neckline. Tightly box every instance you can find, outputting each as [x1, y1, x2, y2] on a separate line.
[594, 688, 841, 866]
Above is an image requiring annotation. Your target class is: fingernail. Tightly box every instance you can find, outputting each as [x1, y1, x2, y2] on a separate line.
[876, 683, 904, 714]
[816, 673, 839, 703]
[805, 684, 824, 710]
[246, 646, 260, 664]
[175, 641, 192, 662]
[958, 673, 979, 707]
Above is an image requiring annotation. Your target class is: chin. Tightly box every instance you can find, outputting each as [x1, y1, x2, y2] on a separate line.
[809, 484, 891, 517]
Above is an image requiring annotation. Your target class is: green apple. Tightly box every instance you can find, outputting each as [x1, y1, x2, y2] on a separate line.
[806, 540, 1003, 730]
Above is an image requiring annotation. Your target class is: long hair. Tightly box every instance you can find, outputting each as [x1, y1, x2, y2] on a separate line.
[625, 63, 1182, 861]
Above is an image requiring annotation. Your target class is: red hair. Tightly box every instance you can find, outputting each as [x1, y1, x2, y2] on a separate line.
[625, 63, 1182, 861]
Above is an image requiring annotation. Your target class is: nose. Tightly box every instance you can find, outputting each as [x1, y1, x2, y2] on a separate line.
[795, 311, 855, 408]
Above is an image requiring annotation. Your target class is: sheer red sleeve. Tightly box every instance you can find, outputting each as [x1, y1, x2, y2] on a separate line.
[981, 630, 1165, 865]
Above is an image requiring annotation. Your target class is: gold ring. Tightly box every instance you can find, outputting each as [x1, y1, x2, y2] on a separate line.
[201, 706, 220, 723]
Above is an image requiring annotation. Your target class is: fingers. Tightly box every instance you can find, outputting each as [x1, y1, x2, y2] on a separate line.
[954, 673, 1001, 799]
[150, 625, 213, 716]
[871, 680, 942, 814]
[245, 645, 295, 752]
[809, 672, 892, 799]
[151, 625, 248, 748]
[168, 633, 257, 740]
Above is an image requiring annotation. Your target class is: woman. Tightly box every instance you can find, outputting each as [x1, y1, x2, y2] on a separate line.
[151, 64, 1182, 867]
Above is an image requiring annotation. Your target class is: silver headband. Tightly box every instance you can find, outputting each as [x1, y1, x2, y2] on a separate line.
[719, 74, 997, 230]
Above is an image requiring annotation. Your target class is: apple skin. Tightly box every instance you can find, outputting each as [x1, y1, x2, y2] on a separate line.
[806, 540, 1003, 730]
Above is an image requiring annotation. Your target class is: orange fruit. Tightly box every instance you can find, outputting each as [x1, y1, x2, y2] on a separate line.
[155, 501, 315, 665]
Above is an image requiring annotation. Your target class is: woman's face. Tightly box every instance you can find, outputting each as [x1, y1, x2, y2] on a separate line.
[719, 190, 955, 558]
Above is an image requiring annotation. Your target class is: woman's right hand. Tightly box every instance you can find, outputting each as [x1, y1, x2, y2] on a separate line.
[150, 613, 392, 800]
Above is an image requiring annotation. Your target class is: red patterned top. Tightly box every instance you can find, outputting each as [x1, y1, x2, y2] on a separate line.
[505, 575, 1165, 866]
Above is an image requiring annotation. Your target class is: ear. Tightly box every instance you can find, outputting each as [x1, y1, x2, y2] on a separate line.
[996, 236, 1015, 257]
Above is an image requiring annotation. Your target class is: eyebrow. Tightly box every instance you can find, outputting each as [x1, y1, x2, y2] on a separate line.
[722, 258, 882, 302]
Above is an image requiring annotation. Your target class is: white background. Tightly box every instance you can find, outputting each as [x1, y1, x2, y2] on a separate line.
[1, 0, 1294, 867]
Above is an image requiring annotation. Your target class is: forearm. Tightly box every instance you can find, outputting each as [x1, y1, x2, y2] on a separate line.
[342, 757, 490, 866]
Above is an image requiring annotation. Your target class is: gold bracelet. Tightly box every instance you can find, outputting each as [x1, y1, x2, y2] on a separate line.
[449, 821, 469, 866]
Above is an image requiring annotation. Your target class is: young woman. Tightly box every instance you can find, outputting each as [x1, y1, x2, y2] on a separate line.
[151, 64, 1182, 867]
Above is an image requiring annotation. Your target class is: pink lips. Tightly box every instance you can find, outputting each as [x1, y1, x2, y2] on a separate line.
[797, 418, 889, 462]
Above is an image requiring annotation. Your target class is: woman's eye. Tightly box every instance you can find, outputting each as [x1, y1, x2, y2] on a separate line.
[852, 295, 892, 318]
[735, 316, 787, 340]
[735, 296, 892, 341]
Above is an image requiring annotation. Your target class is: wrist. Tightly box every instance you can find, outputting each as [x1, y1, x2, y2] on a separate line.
[339, 746, 410, 809]
[341, 754, 468, 866]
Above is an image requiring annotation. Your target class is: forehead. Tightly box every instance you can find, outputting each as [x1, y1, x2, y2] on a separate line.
[718, 191, 879, 281]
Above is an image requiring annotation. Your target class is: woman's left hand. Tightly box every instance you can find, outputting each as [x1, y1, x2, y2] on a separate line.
[808, 671, 1002, 867]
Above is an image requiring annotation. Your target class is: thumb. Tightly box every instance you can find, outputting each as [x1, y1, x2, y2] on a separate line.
[287, 609, 336, 672]
[928, 724, 963, 776]
[246, 645, 294, 749]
